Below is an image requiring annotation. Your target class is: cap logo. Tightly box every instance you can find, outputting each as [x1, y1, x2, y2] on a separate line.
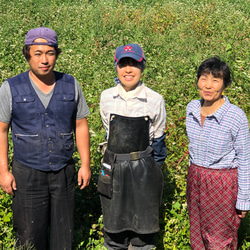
[122, 45, 136, 54]
[123, 45, 133, 51]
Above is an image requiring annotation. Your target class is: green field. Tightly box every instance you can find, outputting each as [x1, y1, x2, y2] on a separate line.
[0, 0, 250, 249]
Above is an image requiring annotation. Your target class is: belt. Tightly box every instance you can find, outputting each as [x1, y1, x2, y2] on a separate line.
[113, 146, 153, 161]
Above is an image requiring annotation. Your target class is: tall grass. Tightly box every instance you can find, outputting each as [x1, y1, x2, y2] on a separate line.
[0, 0, 249, 249]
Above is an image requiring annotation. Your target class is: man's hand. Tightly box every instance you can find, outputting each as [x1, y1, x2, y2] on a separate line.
[77, 165, 91, 190]
[0, 171, 16, 196]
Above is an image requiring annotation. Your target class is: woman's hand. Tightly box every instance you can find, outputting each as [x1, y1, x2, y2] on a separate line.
[237, 210, 248, 219]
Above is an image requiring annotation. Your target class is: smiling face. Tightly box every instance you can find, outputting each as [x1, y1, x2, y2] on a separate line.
[117, 57, 142, 92]
[198, 72, 225, 106]
[28, 38, 57, 79]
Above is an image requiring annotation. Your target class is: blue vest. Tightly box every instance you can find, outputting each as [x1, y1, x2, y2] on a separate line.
[8, 71, 77, 171]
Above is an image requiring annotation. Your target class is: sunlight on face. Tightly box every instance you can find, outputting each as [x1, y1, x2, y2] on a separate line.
[117, 58, 142, 92]
[198, 72, 225, 105]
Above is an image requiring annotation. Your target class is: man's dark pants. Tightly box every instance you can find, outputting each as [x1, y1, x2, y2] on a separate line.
[12, 158, 75, 250]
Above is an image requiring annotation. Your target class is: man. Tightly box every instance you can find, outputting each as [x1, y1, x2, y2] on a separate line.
[0, 27, 91, 250]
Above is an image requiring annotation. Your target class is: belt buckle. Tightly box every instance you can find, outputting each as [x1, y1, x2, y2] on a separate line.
[130, 151, 140, 161]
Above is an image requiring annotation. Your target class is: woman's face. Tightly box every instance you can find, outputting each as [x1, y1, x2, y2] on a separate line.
[117, 58, 142, 92]
[198, 72, 225, 105]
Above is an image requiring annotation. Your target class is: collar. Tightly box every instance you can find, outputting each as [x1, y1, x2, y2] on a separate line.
[190, 96, 230, 124]
[112, 77, 146, 100]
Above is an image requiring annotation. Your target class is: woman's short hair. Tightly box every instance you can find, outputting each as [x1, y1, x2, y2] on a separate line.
[22, 45, 62, 61]
[197, 56, 232, 88]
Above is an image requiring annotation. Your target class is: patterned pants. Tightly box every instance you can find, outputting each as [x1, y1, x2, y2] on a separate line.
[186, 163, 241, 250]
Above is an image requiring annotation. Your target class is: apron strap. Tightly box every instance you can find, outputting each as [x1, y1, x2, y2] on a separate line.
[106, 146, 153, 161]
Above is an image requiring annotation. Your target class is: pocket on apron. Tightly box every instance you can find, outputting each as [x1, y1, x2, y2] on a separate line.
[97, 162, 113, 198]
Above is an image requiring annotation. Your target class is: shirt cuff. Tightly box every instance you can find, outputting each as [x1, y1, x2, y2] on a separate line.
[236, 199, 250, 211]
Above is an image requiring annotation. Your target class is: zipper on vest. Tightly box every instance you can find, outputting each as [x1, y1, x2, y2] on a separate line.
[60, 132, 73, 138]
[15, 134, 39, 138]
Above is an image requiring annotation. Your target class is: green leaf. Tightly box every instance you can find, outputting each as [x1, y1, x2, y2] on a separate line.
[172, 201, 181, 209]
[3, 216, 10, 222]
[180, 191, 186, 197]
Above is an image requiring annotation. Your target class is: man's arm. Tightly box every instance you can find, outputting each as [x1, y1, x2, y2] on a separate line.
[0, 121, 16, 195]
[75, 117, 91, 190]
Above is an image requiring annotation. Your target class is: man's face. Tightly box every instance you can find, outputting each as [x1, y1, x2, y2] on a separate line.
[28, 38, 57, 78]
[117, 57, 142, 92]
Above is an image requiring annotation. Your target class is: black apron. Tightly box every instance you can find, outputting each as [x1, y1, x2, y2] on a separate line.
[98, 114, 163, 234]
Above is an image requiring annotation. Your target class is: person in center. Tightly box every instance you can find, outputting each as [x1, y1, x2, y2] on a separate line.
[98, 43, 167, 249]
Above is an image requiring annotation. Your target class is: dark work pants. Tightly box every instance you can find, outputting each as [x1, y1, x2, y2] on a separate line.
[103, 230, 156, 250]
[12, 159, 75, 250]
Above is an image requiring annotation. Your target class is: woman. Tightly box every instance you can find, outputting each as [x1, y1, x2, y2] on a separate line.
[98, 44, 166, 249]
[186, 57, 250, 249]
